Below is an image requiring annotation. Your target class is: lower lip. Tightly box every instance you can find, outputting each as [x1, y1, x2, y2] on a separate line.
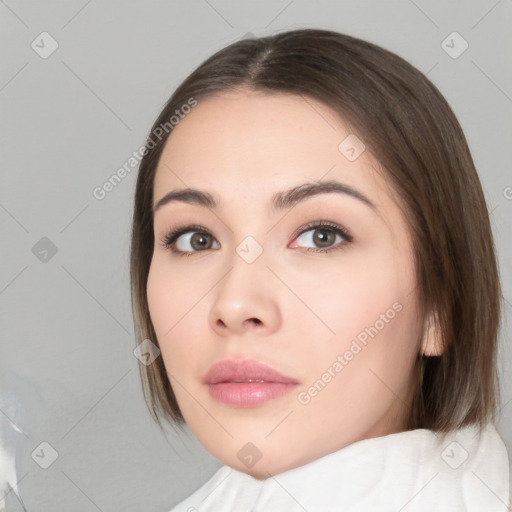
[207, 382, 299, 407]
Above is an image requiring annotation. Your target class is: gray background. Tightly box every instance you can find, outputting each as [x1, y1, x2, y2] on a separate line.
[1, 1, 511, 510]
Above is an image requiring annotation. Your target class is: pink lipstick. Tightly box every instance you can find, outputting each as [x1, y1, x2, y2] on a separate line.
[204, 359, 300, 407]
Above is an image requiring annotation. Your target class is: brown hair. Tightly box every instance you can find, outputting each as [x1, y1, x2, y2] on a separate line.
[130, 28, 502, 432]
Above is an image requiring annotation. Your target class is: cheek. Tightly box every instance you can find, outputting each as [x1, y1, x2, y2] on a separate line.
[292, 243, 415, 345]
[147, 255, 219, 396]
[146, 258, 197, 370]
[294, 240, 420, 397]
[146, 258, 174, 338]
[147, 255, 204, 335]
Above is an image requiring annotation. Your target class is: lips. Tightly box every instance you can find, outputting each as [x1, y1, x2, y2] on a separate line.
[204, 359, 300, 407]
[203, 358, 299, 385]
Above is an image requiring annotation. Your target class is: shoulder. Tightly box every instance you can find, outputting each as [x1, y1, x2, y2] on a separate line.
[167, 465, 263, 512]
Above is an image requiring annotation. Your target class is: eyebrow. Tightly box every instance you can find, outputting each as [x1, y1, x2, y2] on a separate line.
[153, 180, 376, 214]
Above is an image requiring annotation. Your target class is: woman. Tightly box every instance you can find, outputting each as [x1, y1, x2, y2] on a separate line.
[130, 29, 510, 511]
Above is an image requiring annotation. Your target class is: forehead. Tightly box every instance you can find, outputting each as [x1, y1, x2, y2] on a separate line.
[153, 90, 399, 215]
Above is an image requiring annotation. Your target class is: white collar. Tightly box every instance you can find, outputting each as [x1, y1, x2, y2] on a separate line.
[170, 423, 510, 512]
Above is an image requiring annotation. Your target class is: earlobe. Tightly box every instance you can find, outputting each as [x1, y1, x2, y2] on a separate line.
[421, 311, 444, 356]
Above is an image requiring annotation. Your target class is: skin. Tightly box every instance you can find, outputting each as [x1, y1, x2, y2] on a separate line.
[147, 89, 440, 479]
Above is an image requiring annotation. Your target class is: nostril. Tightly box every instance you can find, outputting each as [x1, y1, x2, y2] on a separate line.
[214, 317, 263, 330]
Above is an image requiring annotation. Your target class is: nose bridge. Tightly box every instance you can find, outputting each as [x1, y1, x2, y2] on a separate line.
[209, 235, 280, 335]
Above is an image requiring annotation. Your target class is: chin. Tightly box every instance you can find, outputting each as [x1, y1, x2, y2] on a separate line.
[226, 454, 295, 480]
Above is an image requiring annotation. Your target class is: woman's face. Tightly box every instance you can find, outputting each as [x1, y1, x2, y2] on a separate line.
[147, 90, 425, 478]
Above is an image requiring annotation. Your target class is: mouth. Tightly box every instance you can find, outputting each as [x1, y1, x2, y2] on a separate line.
[204, 358, 300, 407]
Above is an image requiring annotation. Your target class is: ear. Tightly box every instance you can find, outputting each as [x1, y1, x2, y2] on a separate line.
[421, 311, 444, 356]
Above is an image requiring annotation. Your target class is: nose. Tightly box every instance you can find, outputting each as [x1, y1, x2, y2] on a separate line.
[208, 256, 281, 337]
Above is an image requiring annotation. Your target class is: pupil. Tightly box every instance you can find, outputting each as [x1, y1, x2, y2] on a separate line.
[314, 229, 334, 247]
[191, 233, 209, 250]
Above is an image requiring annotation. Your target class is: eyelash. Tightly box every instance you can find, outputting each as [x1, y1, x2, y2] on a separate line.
[158, 220, 353, 258]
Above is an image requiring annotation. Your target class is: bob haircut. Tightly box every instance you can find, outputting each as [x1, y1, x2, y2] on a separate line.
[130, 28, 502, 433]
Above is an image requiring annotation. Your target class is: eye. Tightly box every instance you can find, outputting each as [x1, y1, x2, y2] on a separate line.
[159, 220, 353, 257]
[289, 221, 353, 253]
[159, 224, 219, 257]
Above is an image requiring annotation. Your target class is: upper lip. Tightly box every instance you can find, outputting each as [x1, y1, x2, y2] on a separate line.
[204, 359, 299, 385]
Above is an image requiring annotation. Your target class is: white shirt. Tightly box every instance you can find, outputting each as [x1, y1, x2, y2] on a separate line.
[169, 423, 510, 512]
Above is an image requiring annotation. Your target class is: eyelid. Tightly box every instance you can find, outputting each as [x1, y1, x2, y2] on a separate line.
[289, 220, 353, 245]
[158, 223, 214, 252]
